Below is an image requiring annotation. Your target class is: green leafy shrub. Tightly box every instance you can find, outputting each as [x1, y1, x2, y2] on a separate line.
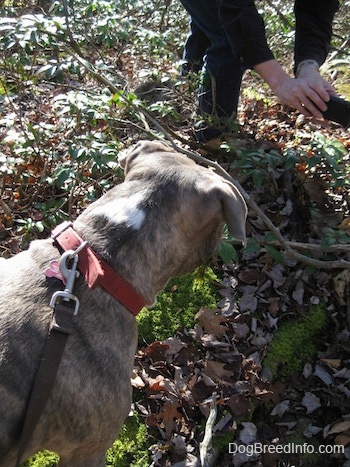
[229, 147, 298, 188]
[305, 132, 349, 188]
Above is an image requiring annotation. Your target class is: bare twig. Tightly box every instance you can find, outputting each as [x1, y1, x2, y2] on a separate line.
[199, 393, 218, 467]
[268, 240, 350, 254]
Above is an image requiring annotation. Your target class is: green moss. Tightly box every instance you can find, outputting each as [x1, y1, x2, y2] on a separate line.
[137, 266, 220, 343]
[213, 428, 236, 452]
[22, 450, 59, 467]
[263, 304, 328, 380]
[106, 412, 151, 467]
[285, 420, 324, 465]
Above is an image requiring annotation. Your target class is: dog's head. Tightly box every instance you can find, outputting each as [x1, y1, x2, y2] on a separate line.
[75, 140, 247, 304]
[119, 140, 247, 242]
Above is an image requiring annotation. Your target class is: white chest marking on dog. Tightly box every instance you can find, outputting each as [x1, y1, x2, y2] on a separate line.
[94, 189, 147, 230]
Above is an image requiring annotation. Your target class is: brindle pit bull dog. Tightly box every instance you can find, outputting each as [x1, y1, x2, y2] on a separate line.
[0, 140, 247, 466]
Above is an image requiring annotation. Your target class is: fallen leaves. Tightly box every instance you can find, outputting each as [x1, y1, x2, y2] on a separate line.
[130, 248, 350, 465]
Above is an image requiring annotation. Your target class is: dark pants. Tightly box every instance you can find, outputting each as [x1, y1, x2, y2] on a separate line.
[180, 0, 244, 141]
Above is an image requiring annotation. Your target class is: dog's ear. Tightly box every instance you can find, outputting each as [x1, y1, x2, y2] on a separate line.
[219, 180, 247, 245]
[197, 175, 247, 245]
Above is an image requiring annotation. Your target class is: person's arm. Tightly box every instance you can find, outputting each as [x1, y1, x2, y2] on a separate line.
[217, 0, 274, 69]
[218, 0, 339, 118]
[255, 0, 339, 118]
[294, 0, 340, 72]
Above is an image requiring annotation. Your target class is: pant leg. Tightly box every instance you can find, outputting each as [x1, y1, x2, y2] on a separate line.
[179, 0, 244, 141]
[181, 20, 210, 75]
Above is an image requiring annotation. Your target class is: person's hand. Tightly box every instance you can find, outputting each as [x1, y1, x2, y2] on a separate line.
[255, 60, 337, 118]
[287, 62, 337, 117]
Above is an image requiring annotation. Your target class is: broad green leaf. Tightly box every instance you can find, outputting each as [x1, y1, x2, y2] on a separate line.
[265, 245, 285, 264]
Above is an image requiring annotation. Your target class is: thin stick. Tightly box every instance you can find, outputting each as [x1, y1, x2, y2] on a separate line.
[200, 393, 218, 467]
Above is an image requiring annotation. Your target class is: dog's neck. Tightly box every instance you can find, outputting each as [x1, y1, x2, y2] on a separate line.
[51, 222, 146, 316]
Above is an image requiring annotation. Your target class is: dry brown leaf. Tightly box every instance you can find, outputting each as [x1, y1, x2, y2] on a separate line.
[232, 322, 250, 339]
[195, 307, 228, 336]
[238, 268, 260, 284]
[148, 374, 165, 391]
[238, 287, 258, 312]
[334, 368, 350, 379]
[200, 334, 231, 348]
[339, 218, 350, 230]
[131, 369, 145, 388]
[268, 297, 280, 316]
[335, 434, 350, 446]
[327, 421, 350, 436]
[301, 392, 321, 415]
[227, 393, 251, 416]
[320, 358, 342, 369]
[145, 341, 170, 361]
[162, 337, 185, 357]
[204, 360, 232, 383]
[333, 270, 350, 305]
[270, 400, 290, 417]
[159, 400, 183, 438]
[314, 364, 333, 386]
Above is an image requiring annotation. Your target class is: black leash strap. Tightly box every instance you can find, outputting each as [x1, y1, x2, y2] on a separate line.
[16, 302, 75, 466]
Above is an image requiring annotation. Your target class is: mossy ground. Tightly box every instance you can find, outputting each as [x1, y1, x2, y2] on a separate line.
[105, 412, 151, 467]
[137, 266, 220, 344]
[22, 413, 150, 467]
[22, 451, 59, 467]
[263, 304, 328, 380]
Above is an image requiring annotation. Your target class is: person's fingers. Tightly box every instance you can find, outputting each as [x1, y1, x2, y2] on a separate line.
[303, 89, 327, 115]
[284, 82, 322, 117]
[293, 79, 334, 117]
[301, 97, 324, 118]
[323, 82, 338, 97]
[296, 100, 313, 117]
[309, 82, 331, 104]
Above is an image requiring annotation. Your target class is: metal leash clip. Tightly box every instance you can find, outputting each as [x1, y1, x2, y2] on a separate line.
[49, 242, 87, 315]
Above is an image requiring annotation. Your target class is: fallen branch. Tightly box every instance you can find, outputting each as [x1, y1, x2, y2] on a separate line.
[268, 240, 350, 254]
[199, 392, 219, 467]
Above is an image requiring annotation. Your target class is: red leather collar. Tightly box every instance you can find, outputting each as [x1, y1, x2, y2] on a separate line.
[51, 221, 146, 316]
